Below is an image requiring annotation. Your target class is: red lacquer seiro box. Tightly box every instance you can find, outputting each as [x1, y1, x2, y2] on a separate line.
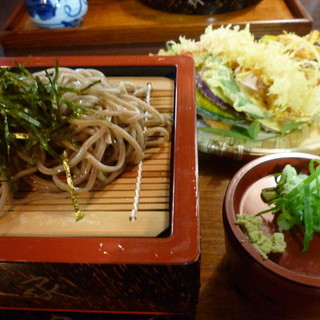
[0, 55, 200, 319]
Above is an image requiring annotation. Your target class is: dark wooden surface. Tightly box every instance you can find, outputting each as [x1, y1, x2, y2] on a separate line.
[0, 1, 320, 319]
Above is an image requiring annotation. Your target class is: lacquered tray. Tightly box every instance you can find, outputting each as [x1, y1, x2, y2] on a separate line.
[0, 55, 200, 319]
[0, 0, 312, 56]
[0, 55, 199, 265]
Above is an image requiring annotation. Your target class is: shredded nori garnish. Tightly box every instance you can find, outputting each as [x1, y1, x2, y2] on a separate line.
[0, 60, 99, 220]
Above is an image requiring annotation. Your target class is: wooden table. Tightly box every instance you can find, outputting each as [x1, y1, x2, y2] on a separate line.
[1, 1, 320, 319]
[196, 153, 276, 320]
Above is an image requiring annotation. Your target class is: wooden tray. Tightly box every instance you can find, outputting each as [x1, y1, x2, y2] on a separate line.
[0, 0, 313, 55]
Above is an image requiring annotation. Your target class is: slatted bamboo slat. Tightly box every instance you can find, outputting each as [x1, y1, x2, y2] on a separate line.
[0, 76, 174, 237]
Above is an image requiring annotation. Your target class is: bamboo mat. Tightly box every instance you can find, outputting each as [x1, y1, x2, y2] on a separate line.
[0, 77, 174, 237]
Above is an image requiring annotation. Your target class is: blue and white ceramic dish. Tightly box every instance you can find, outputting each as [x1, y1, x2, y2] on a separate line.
[26, 0, 88, 29]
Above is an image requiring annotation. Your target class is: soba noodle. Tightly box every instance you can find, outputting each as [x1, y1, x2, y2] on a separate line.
[0, 67, 171, 217]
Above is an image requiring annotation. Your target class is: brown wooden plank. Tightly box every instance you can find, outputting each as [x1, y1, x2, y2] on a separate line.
[0, 210, 170, 237]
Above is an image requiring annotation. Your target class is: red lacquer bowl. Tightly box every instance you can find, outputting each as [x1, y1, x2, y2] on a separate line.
[223, 152, 320, 319]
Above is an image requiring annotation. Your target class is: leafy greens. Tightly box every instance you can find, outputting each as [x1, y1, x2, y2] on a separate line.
[259, 159, 320, 251]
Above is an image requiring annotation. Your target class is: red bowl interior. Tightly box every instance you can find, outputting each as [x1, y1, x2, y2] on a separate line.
[224, 152, 320, 287]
